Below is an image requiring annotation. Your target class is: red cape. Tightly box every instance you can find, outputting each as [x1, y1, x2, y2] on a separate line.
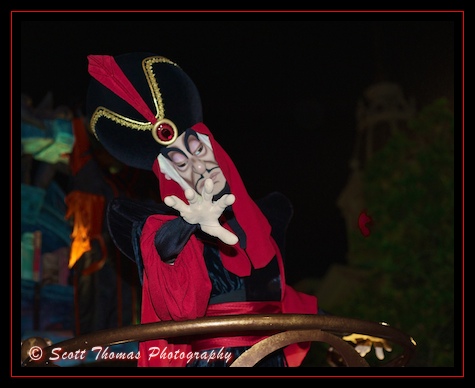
[139, 122, 317, 366]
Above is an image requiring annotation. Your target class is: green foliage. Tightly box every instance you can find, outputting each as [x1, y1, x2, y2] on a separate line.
[335, 98, 455, 367]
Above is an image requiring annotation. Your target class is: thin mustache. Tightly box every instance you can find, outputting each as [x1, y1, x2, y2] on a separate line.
[195, 166, 220, 191]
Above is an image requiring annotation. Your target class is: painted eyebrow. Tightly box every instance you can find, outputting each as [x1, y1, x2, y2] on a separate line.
[183, 129, 199, 154]
[161, 146, 185, 160]
[161, 128, 199, 160]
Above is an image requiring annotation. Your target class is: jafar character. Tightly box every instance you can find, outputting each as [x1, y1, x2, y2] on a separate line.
[86, 52, 319, 367]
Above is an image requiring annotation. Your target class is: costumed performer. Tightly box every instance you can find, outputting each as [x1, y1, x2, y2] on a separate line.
[85, 52, 318, 367]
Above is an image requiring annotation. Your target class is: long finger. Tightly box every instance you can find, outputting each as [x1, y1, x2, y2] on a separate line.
[216, 194, 235, 209]
[185, 188, 199, 204]
[202, 178, 214, 202]
[164, 195, 188, 212]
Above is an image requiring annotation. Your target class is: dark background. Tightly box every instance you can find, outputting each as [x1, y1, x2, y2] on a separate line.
[16, 11, 458, 284]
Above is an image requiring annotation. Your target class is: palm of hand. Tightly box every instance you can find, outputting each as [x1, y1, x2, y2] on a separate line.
[164, 179, 238, 245]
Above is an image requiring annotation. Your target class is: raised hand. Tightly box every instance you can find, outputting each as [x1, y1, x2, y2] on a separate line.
[164, 178, 239, 245]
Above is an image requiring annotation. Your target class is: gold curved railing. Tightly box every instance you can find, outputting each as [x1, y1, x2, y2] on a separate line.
[21, 314, 416, 367]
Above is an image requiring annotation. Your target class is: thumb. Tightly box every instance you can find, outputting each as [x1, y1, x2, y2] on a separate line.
[202, 225, 238, 245]
[215, 228, 239, 246]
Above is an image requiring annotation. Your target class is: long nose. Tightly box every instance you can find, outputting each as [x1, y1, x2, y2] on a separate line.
[190, 157, 206, 174]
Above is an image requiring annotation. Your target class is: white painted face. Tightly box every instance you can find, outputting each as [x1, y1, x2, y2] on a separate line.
[158, 129, 227, 196]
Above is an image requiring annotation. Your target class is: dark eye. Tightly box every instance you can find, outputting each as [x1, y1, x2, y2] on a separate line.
[194, 144, 204, 156]
[188, 137, 204, 156]
[169, 152, 188, 169]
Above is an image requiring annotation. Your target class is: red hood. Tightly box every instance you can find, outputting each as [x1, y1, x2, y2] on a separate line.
[152, 122, 275, 276]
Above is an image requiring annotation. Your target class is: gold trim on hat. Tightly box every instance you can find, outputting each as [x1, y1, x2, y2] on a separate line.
[90, 106, 153, 139]
[143, 56, 179, 122]
[90, 56, 180, 145]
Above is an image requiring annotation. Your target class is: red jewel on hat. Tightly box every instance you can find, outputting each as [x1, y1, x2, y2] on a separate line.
[152, 118, 178, 145]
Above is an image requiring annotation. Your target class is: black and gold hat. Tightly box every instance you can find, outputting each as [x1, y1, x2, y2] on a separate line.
[86, 52, 203, 170]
